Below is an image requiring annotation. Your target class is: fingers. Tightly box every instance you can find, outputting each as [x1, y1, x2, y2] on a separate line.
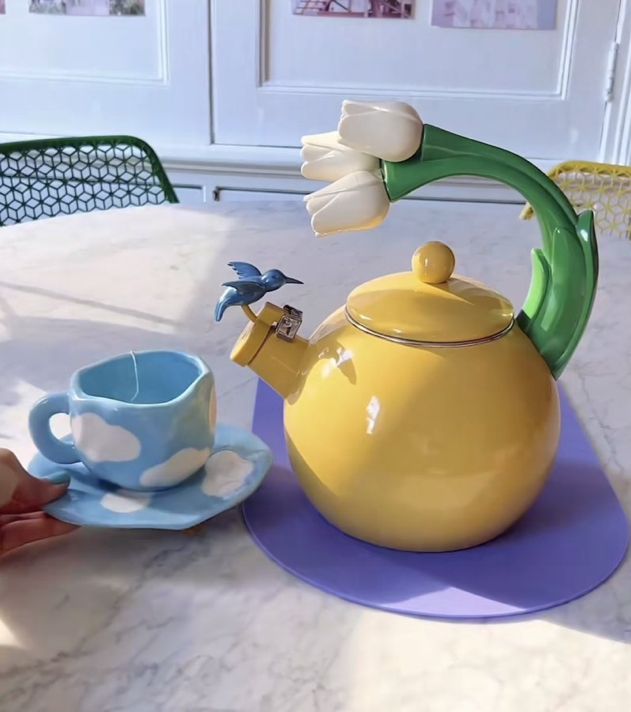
[0, 449, 69, 514]
[0, 513, 77, 555]
[0, 450, 78, 556]
[8, 478, 70, 513]
[0, 449, 22, 506]
[0, 448, 30, 480]
[0, 511, 47, 525]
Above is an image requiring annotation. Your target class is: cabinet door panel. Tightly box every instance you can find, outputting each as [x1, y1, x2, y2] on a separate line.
[212, 0, 619, 160]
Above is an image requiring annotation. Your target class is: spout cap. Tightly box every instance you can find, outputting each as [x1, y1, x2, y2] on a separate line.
[230, 303, 287, 367]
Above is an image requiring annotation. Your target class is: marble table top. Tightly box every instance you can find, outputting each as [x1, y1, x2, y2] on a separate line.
[0, 202, 630, 712]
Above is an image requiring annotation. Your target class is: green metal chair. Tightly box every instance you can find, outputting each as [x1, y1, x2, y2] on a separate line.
[0, 135, 178, 227]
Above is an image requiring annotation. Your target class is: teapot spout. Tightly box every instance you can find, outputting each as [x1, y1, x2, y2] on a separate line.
[230, 302, 308, 400]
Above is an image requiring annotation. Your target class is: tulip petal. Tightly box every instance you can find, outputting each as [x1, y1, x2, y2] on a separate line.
[338, 100, 423, 163]
[304, 170, 390, 237]
[300, 131, 379, 181]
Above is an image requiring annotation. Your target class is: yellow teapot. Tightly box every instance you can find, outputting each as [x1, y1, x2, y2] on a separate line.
[216, 101, 598, 552]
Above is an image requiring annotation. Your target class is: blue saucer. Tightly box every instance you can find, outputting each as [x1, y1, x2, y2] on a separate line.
[29, 424, 273, 530]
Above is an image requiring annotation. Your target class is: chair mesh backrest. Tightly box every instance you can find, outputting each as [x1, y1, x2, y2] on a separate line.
[0, 135, 178, 227]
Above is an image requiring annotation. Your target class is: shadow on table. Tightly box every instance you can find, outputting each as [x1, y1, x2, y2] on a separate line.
[0, 295, 227, 411]
[244, 460, 631, 643]
[0, 280, 180, 329]
[0, 485, 628, 712]
[0, 509, 300, 689]
[0, 274, 629, 671]
[251, 377, 631, 644]
[1, 372, 629, 650]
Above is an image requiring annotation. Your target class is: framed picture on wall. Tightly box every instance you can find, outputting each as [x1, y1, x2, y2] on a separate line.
[29, 0, 145, 16]
[292, 1, 414, 19]
[431, 0, 557, 29]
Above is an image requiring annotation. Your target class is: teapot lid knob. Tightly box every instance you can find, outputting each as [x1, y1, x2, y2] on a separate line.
[412, 242, 455, 284]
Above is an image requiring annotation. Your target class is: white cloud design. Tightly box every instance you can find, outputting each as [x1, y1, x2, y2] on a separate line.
[72, 413, 141, 463]
[140, 447, 211, 488]
[101, 490, 151, 514]
[202, 451, 252, 498]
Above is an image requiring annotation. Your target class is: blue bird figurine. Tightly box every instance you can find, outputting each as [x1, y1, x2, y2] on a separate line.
[215, 261, 303, 321]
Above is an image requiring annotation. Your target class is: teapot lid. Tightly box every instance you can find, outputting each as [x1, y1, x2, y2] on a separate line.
[345, 242, 514, 345]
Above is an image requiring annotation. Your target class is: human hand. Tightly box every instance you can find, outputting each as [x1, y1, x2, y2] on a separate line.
[0, 448, 77, 556]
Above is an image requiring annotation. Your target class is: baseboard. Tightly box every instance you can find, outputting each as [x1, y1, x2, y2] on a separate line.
[165, 145, 557, 204]
[0, 133, 558, 204]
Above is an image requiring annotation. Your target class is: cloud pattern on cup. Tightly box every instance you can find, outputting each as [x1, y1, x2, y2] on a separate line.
[140, 447, 213, 488]
[92, 450, 253, 519]
[102, 490, 152, 514]
[34, 424, 274, 530]
[72, 413, 141, 463]
[71, 412, 215, 489]
[202, 451, 253, 497]
[102, 451, 254, 512]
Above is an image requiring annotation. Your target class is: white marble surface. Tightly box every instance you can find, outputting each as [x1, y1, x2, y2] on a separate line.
[0, 201, 630, 712]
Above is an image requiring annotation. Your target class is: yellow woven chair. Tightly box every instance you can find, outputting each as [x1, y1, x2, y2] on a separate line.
[521, 161, 631, 239]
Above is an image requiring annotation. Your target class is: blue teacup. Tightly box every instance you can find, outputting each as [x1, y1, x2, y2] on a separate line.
[29, 351, 216, 491]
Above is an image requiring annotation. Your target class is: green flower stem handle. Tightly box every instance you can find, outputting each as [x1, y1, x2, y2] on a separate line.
[382, 125, 598, 379]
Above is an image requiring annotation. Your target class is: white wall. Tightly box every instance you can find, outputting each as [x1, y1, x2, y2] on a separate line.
[1, 0, 631, 206]
[0, 0, 210, 144]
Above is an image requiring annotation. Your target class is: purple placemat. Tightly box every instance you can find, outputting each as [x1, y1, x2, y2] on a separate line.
[242, 381, 629, 619]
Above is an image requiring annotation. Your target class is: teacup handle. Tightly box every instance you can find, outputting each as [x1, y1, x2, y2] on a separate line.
[29, 393, 80, 465]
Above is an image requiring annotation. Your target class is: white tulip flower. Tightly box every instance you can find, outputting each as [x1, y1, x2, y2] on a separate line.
[304, 170, 390, 237]
[338, 100, 424, 163]
[300, 131, 380, 182]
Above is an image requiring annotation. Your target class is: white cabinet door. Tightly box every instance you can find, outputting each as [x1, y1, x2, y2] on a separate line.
[212, 0, 620, 161]
[0, 0, 210, 145]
